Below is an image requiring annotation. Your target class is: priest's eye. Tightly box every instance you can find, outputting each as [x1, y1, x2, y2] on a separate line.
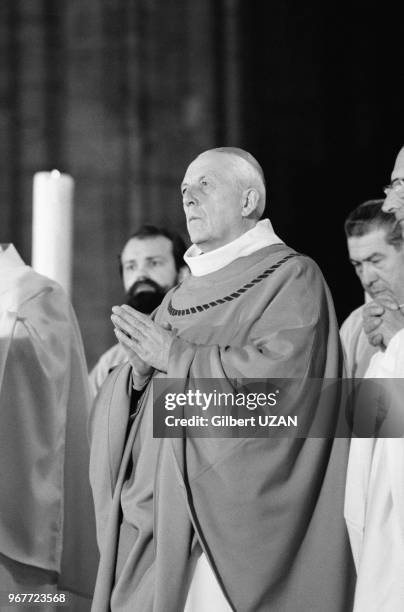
[200, 179, 208, 187]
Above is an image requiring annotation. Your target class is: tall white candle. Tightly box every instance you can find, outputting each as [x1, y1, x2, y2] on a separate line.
[32, 170, 74, 296]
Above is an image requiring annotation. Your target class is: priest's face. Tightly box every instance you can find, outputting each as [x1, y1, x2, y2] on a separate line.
[347, 227, 404, 304]
[181, 151, 247, 252]
[120, 236, 178, 313]
[382, 147, 404, 229]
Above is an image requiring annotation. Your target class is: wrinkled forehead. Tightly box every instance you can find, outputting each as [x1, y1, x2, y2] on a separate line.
[347, 228, 392, 259]
[391, 146, 404, 181]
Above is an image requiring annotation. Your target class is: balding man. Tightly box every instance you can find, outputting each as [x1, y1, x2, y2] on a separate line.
[383, 145, 404, 227]
[89, 148, 354, 612]
[377, 144, 404, 372]
[360, 146, 404, 372]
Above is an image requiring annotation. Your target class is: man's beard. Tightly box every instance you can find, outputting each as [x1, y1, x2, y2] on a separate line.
[125, 278, 168, 314]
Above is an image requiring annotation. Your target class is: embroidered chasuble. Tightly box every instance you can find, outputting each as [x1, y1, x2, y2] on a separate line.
[90, 243, 355, 612]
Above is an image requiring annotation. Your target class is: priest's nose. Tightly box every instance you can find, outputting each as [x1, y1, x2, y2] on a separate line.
[183, 189, 198, 207]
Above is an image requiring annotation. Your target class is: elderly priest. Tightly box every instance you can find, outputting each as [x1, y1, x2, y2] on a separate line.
[90, 148, 354, 612]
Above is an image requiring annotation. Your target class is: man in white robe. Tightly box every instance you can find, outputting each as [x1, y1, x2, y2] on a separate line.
[340, 198, 403, 377]
[0, 244, 98, 610]
[342, 182, 404, 610]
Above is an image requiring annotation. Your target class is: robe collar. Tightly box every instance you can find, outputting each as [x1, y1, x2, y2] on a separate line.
[183, 218, 283, 277]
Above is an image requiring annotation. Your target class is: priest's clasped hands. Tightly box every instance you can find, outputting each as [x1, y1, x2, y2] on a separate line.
[362, 295, 404, 349]
[111, 305, 174, 384]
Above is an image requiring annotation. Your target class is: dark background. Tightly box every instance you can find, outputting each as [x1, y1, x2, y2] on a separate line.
[0, 0, 402, 367]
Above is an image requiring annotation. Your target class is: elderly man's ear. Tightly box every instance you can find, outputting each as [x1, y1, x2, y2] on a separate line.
[241, 188, 260, 218]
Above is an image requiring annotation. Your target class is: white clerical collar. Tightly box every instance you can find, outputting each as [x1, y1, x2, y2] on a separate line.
[184, 218, 284, 277]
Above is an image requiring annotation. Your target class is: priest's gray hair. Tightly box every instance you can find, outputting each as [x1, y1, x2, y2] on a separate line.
[207, 147, 266, 220]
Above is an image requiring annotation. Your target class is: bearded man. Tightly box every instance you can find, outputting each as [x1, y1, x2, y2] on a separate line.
[89, 225, 187, 397]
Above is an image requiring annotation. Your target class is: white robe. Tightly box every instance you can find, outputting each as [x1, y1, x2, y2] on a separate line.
[340, 305, 378, 378]
[345, 329, 404, 612]
[0, 245, 98, 606]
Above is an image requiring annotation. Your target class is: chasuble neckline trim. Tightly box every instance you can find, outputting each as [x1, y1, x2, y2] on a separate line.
[167, 252, 302, 316]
